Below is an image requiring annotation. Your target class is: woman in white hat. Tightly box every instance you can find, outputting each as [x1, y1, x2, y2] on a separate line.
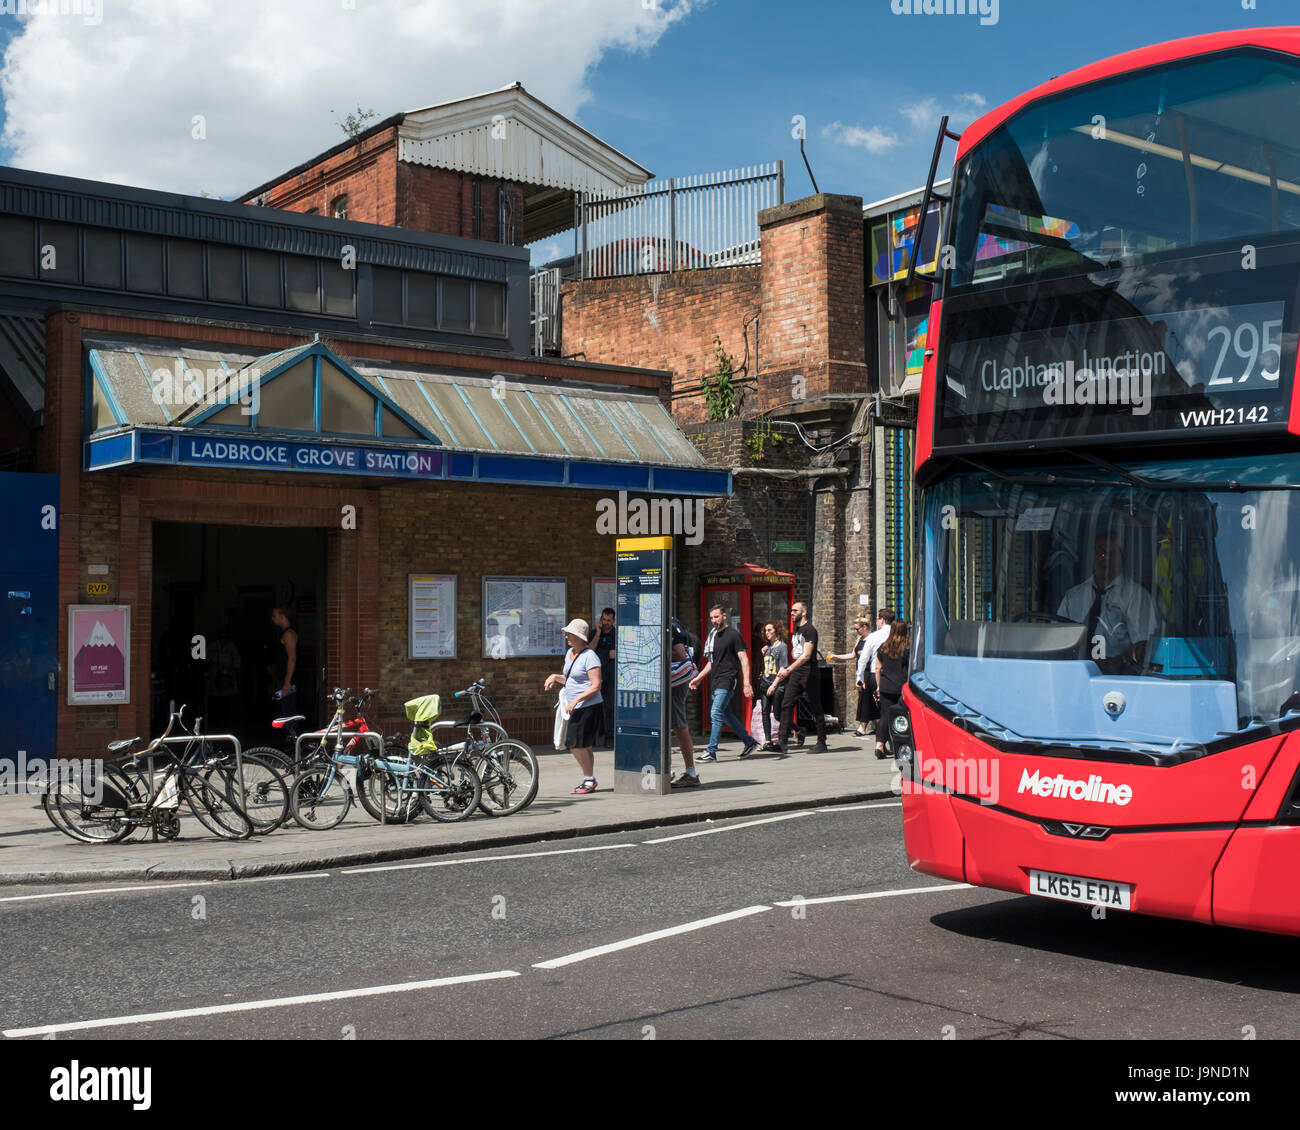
[544, 618, 605, 794]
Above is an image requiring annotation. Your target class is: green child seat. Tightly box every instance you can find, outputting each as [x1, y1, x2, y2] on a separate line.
[404, 694, 442, 756]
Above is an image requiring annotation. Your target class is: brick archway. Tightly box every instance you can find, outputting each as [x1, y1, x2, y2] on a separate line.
[78, 475, 381, 755]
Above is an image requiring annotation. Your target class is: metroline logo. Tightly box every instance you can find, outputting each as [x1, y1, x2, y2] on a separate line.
[1018, 768, 1133, 806]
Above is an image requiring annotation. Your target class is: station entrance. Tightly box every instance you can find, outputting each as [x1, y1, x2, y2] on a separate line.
[150, 522, 327, 743]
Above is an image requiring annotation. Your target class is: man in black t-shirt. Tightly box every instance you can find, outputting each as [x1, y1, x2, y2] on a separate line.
[689, 604, 758, 761]
[590, 608, 616, 747]
[772, 600, 828, 754]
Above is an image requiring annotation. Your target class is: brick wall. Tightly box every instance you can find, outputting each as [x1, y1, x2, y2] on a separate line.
[755, 194, 867, 412]
[241, 124, 528, 246]
[245, 126, 402, 226]
[560, 268, 762, 425]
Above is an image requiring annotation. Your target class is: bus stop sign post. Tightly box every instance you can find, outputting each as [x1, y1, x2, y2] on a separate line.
[613, 536, 673, 795]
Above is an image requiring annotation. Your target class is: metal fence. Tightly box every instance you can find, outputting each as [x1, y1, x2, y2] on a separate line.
[576, 162, 784, 280]
[530, 267, 561, 355]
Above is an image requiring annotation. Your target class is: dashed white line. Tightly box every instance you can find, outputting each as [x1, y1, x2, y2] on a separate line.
[533, 905, 772, 970]
[641, 811, 814, 843]
[340, 842, 637, 874]
[773, 884, 972, 907]
[3, 970, 521, 1037]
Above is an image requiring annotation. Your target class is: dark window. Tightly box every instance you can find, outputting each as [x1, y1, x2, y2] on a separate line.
[38, 222, 79, 283]
[167, 240, 204, 298]
[407, 272, 437, 327]
[125, 234, 164, 292]
[207, 245, 244, 304]
[475, 281, 505, 335]
[372, 266, 403, 323]
[0, 217, 35, 277]
[442, 277, 471, 331]
[247, 250, 281, 307]
[285, 256, 320, 312]
[83, 229, 123, 289]
[322, 260, 355, 316]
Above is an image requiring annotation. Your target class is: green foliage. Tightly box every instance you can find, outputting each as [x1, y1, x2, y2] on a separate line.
[745, 416, 793, 465]
[701, 335, 738, 421]
[333, 105, 379, 140]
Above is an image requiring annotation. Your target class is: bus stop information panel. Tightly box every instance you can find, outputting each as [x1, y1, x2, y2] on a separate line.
[614, 536, 672, 795]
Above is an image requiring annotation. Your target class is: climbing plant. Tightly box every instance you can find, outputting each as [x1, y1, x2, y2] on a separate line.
[700, 335, 739, 421]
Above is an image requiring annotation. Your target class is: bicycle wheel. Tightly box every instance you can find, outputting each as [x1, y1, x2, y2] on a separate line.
[182, 766, 253, 840]
[240, 745, 292, 776]
[356, 762, 419, 824]
[468, 721, 508, 747]
[417, 755, 482, 823]
[46, 764, 139, 843]
[211, 754, 289, 834]
[473, 740, 539, 817]
[289, 765, 351, 830]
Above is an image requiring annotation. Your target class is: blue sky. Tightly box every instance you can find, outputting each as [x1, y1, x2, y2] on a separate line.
[0, 0, 1285, 222]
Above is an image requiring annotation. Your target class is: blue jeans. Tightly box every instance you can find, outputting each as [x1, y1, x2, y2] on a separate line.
[706, 685, 752, 755]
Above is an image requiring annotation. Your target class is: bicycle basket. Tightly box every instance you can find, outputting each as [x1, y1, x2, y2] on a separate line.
[405, 694, 442, 756]
[404, 694, 441, 723]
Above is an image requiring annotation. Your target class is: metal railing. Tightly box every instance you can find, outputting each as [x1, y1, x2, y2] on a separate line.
[530, 266, 561, 355]
[575, 162, 784, 280]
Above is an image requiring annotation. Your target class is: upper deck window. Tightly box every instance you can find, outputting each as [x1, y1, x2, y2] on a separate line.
[948, 50, 1300, 292]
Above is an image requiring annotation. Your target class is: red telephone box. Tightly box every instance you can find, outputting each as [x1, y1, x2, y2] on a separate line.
[698, 564, 796, 737]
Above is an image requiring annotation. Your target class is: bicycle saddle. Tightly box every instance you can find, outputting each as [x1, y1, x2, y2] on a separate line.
[271, 715, 307, 728]
[107, 737, 140, 753]
[431, 711, 483, 730]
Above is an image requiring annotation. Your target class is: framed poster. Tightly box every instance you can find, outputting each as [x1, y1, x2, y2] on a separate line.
[482, 576, 566, 658]
[592, 577, 616, 625]
[409, 574, 457, 658]
[68, 604, 130, 705]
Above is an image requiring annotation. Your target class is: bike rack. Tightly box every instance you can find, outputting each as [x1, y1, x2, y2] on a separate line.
[145, 734, 247, 809]
[294, 729, 385, 776]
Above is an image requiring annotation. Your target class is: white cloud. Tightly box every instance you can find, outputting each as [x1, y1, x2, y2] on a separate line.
[0, 0, 699, 196]
[821, 120, 899, 154]
[899, 93, 987, 133]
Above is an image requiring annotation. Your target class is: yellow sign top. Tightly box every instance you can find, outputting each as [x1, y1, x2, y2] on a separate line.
[616, 536, 673, 551]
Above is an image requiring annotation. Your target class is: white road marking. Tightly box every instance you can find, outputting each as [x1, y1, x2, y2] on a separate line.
[814, 803, 901, 812]
[533, 905, 772, 970]
[341, 842, 637, 874]
[0, 871, 329, 904]
[641, 811, 813, 843]
[774, 884, 972, 907]
[3, 970, 521, 1037]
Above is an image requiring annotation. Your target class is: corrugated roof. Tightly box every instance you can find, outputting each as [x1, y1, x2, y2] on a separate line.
[84, 338, 704, 469]
[0, 313, 46, 428]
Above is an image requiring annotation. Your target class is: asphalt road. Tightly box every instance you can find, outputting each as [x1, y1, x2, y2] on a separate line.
[3, 802, 1298, 1043]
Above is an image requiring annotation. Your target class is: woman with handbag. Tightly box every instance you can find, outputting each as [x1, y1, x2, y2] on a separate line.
[544, 618, 605, 794]
[758, 620, 788, 750]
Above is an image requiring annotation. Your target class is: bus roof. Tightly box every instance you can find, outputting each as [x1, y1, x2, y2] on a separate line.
[957, 26, 1300, 160]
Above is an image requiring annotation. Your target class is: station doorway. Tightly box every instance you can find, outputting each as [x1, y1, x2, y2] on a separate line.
[151, 522, 327, 743]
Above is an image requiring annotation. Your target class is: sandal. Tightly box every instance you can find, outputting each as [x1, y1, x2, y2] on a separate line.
[570, 779, 597, 794]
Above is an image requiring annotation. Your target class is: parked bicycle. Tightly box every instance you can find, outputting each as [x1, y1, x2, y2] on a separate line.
[439, 680, 539, 817]
[43, 706, 268, 843]
[287, 688, 481, 829]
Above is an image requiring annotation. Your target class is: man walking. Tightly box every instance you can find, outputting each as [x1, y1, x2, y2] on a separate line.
[689, 605, 758, 762]
[858, 608, 895, 736]
[772, 600, 828, 754]
[590, 607, 616, 747]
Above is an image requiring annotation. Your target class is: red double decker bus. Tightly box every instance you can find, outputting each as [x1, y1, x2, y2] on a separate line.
[896, 27, 1300, 936]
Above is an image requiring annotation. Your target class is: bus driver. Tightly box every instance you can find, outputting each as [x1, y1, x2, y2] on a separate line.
[1057, 532, 1158, 674]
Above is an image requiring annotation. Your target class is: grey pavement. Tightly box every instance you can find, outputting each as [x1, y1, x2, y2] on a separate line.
[0, 730, 896, 884]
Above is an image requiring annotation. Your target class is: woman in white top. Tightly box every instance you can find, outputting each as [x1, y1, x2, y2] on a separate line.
[544, 618, 604, 795]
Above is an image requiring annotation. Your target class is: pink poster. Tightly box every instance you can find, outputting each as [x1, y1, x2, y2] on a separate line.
[68, 605, 130, 704]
